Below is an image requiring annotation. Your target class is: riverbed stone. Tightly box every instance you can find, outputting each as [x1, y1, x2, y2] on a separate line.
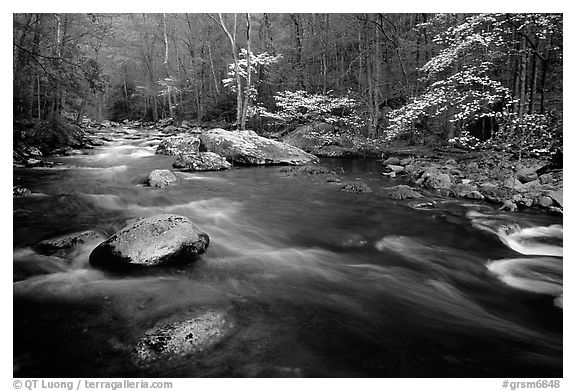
[387, 165, 405, 174]
[399, 157, 412, 166]
[386, 185, 423, 200]
[341, 182, 371, 193]
[163, 125, 178, 134]
[383, 157, 401, 166]
[132, 310, 231, 367]
[281, 122, 357, 158]
[538, 195, 554, 208]
[34, 230, 103, 256]
[156, 135, 200, 156]
[548, 188, 563, 207]
[89, 214, 209, 268]
[501, 200, 518, 212]
[148, 169, 178, 188]
[422, 171, 452, 190]
[517, 166, 539, 183]
[200, 128, 319, 166]
[173, 152, 232, 171]
[465, 190, 484, 200]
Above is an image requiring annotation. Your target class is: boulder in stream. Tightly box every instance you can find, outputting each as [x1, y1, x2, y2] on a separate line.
[281, 122, 359, 158]
[156, 135, 200, 156]
[34, 230, 104, 256]
[200, 128, 319, 166]
[132, 309, 231, 368]
[341, 182, 371, 193]
[517, 166, 539, 184]
[173, 152, 232, 171]
[89, 214, 209, 268]
[148, 169, 178, 188]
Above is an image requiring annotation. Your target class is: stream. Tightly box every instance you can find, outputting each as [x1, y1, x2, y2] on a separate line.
[13, 126, 563, 378]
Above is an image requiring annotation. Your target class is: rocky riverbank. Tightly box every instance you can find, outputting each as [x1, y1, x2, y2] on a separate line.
[377, 148, 563, 215]
[13, 117, 563, 215]
[277, 121, 563, 215]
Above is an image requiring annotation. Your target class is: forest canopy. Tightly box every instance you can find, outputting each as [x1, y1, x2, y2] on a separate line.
[13, 13, 563, 152]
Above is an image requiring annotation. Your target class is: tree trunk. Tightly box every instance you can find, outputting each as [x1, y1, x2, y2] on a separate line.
[540, 31, 552, 114]
[518, 36, 527, 118]
[217, 13, 242, 128]
[290, 14, 305, 89]
[529, 48, 538, 115]
[373, 15, 381, 137]
[322, 14, 329, 94]
[241, 13, 252, 131]
[207, 42, 220, 95]
[52, 14, 63, 116]
[162, 13, 175, 119]
[37, 75, 41, 120]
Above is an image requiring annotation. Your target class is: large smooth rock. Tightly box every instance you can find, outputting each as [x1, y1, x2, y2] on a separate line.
[200, 128, 319, 166]
[173, 152, 232, 171]
[132, 310, 231, 367]
[517, 166, 539, 183]
[89, 214, 209, 268]
[148, 169, 178, 188]
[34, 230, 103, 256]
[156, 135, 200, 156]
[421, 170, 452, 190]
[387, 165, 405, 174]
[383, 157, 401, 165]
[281, 122, 358, 158]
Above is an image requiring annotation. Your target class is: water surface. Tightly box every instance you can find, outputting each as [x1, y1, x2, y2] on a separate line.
[13, 127, 563, 377]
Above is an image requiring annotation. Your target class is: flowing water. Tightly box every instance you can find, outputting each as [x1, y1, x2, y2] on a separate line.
[13, 127, 562, 377]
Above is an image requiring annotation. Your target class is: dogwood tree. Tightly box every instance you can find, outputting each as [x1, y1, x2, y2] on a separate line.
[387, 13, 562, 148]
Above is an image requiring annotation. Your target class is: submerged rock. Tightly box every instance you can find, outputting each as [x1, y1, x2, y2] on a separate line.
[34, 230, 103, 256]
[173, 152, 232, 171]
[148, 169, 178, 188]
[89, 214, 209, 268]
[341, 182, 371, 193]
[280, 165, 333, 175]
[156, 135, 200, 156]
[200, 128, 319, 166]
[132, 310, 231, 367]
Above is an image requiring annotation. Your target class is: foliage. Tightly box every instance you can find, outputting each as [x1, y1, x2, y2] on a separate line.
[388, 63, 511, 139]
[258, 90, 362, 127]
[490, 112, 562, 155]
[386, 12, 562, 154]
[13, 12, 562, 151]
[222, 49, 282, 98]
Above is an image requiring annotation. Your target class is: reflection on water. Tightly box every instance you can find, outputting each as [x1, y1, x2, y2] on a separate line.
[13, 128, 563, 377]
